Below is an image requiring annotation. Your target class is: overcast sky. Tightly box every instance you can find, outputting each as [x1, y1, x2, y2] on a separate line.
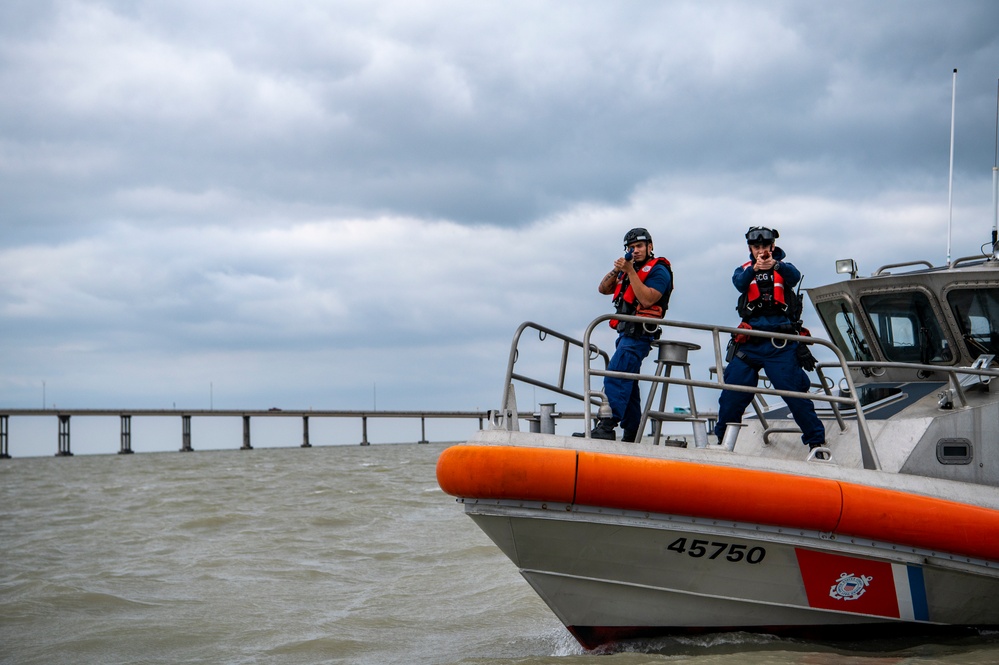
[3, 1, 999, 455]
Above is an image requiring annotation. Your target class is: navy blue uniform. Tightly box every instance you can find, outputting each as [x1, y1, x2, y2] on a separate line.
[604, 261, 671, 435]
[714, 247, 825, 446]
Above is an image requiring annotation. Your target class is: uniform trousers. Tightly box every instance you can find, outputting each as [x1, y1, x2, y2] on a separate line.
[604, 334, 653, 434]
[714, 340, 825, 446]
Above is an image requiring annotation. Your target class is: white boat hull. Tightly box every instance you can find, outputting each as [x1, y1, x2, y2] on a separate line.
[465, 498, 999, 648]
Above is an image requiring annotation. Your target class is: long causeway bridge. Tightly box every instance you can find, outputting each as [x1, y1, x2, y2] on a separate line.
[0, 406, 585, 458]
[0, 408, 509, 458]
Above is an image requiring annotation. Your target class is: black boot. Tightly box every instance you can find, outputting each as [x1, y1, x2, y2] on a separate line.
[622, 430, 638, 443]
[573, 418, 617, 440]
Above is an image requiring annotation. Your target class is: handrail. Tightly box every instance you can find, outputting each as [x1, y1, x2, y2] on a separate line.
[499, 314, 999, 471]
[580, 313, 883, 470]
[950, 255, 992, 268]
[826, 359, 999, 409]
[873, 260, 934, 275]
[497, 321, 610, 430]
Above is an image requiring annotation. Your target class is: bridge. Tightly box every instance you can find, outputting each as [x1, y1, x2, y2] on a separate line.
[0, 407, 585, 458]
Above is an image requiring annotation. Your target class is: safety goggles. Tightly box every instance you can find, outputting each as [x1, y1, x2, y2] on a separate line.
[745, 227, 778, 244]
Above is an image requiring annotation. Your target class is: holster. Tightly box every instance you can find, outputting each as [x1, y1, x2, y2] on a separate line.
[725, 338, 739, 363]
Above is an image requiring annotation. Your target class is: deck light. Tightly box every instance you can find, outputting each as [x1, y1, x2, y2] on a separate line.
[836, 258, 858, 279]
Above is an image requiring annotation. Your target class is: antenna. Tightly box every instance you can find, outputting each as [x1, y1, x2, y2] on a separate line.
[993, 77, 998, 258]
[947, 68, 957, 267]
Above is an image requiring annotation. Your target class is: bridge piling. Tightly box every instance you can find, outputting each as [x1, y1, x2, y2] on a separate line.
[241, 416, 253, 450]
[57, 415, 73, 456]
[181, 415, 193, 452]
[119, 415, 133, 454]
[301, 416, 311, 448]
[1, 415, 9, 459]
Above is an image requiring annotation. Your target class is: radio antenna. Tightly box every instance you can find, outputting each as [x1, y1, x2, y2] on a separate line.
[947, 68, 957, 267]
[992, 77, 998, 258]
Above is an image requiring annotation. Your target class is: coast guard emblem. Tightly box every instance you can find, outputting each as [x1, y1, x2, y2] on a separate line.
[829, 572, 873, 601]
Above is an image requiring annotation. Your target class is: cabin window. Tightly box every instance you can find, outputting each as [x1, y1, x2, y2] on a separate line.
[860, 292, 953, 364]
[815, 299, 873, 361]
[936, 438, 972, 464]
[947, 288, 999, 358]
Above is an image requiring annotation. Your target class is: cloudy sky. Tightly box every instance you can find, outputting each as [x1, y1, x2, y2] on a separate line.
[3, 0, 999, 455]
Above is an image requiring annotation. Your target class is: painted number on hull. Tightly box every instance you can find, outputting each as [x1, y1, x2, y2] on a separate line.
[666, 538, 766, 564]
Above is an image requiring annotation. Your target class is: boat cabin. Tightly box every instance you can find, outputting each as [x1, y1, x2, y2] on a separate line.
[807, 257, 999, 384]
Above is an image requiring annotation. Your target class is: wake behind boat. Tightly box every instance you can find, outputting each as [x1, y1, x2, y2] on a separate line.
[437, 252, 999, 649]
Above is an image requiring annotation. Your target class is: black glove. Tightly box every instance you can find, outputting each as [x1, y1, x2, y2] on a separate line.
[796, 342, 817, 372]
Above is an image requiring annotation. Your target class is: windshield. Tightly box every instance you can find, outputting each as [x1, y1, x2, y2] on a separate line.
[861, 291, 953, 364]
[815, 299, 873, 361]
[947, 287, 999, 358]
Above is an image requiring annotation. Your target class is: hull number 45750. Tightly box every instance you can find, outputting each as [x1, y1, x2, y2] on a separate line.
[666, 537, 766, 564]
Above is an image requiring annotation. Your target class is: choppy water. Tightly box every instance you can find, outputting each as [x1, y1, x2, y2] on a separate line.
[3, 443, 999, 665]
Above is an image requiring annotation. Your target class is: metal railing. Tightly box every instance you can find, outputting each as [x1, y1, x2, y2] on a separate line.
[832, 356, 999, 410]
[495, 321, 610, 431]
[493, 315, 999, 472]
[579, 313, 883, 470]
[495, 314, 879, 467]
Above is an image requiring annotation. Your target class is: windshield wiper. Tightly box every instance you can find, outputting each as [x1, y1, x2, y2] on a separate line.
[840, 303, 867, 360]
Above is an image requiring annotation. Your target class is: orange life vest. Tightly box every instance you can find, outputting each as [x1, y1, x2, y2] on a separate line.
[610, 257, 672, 331]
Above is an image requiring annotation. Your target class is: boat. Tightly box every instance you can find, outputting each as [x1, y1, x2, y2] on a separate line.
[438, 75, 999, 649]
[436, 248, 999, 649]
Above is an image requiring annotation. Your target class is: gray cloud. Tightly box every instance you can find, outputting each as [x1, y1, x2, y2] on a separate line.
[5, 1, 997, 234]
[2, 0, 999, 453]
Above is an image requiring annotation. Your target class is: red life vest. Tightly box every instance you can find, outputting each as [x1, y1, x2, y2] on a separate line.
[610, 257, 672, 331]
[737, 261, 787, 318]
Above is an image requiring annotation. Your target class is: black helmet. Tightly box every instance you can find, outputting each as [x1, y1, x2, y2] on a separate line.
[745, 226, 779, 244]
[623, 227, 652, 247]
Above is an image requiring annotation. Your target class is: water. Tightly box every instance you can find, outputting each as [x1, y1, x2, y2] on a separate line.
[2, 443, 999, 665]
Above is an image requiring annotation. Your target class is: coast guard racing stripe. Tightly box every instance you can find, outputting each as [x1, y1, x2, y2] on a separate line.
[795, 549, 929, 621]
